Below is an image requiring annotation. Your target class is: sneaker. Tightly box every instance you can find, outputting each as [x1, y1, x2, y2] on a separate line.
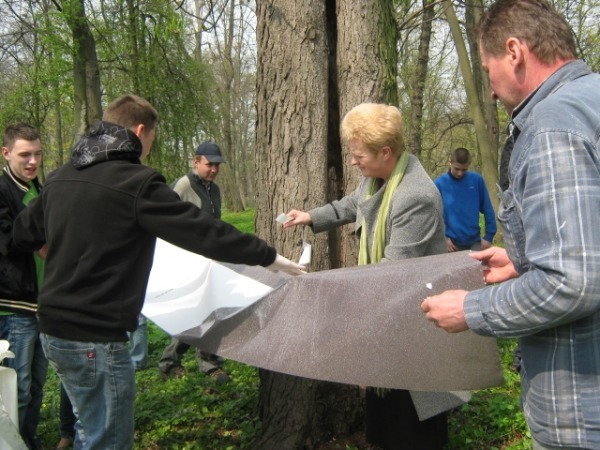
[159, 366, 186, 380]
[208, 368, 231, 385]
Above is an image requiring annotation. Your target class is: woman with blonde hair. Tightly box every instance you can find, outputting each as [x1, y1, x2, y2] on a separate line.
[285, 103, 453, 449]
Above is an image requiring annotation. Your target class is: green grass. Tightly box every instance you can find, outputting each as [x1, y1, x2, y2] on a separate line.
[221, 209, 255, 234]
[35, 209, 529, 449]
[447, 338, 531, 450]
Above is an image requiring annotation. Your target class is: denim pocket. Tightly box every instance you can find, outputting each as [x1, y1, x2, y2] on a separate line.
[43, 335, 96, 388]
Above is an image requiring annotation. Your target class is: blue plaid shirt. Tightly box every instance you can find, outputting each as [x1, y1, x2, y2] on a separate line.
[465, 60, 600, 448]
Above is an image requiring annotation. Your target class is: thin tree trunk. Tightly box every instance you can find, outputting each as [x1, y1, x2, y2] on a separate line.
[220, 0, 245, 212]
[465, 0, 499, 168]
[408, 0, 435, 157]
[61, 0, 103, 137]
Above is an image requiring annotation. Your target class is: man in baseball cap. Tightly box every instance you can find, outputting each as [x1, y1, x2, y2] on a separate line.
[157, 140, 230, 382]
[195, 141, 226, 164]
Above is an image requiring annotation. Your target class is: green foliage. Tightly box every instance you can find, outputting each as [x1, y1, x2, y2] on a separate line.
[0, 0, 219, 183]
[92, 0, 218, 182]
[447, 339, 531, 449]
[132, 328, 261, 450]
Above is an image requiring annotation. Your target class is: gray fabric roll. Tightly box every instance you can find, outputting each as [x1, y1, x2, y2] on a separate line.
[176, 251, 504, 392]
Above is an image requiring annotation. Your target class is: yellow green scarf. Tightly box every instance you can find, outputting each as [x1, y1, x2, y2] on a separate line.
[358, 152, 409, 265]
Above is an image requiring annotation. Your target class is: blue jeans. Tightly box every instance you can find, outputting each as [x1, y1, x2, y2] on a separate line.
[0, 314, 48, 450]
[40, 333, 136, 450]
[127, 315, 148, 370]
[59, 383, 75, 439]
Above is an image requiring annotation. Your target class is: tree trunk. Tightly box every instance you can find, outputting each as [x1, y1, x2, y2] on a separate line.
[465, 0, 499, 169]
[334, 0, 399, 269]
[61, 0, 103, 137]
[126, 0, 142, 93]
[254, 0, 398, 447]
[407, 0, 435, 157]
[219, 0, 246, 212]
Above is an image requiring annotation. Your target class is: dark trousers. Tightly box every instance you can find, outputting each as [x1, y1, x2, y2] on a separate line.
[158, 337, 223, 375]
[366, 388, 448, 450]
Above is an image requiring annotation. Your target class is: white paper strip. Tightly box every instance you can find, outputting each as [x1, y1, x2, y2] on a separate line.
[143, 239, 273, 336]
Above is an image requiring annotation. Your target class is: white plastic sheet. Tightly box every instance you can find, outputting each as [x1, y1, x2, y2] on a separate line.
[143, 240, 274, 336]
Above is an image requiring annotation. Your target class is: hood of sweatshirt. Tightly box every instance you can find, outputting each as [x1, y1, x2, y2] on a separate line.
[71, 121, 142, 169]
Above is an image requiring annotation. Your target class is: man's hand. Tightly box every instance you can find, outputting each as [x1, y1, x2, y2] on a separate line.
[469, 246, 518, 284]
[282, 210, 312, 229]
[421, 290, 469, 333]
[266, 254, 306, 276]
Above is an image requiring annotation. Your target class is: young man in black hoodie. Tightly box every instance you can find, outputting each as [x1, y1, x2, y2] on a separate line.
[13, 94, 303, 450]
[0, 123, 48, 450]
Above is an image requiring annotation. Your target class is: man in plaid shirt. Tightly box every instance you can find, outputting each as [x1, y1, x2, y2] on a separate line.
[422, 0, 600, 448]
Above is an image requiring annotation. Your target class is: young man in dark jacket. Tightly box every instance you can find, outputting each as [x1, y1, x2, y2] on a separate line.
[13, 94, 303, 450]
[0, 123, 48, 450]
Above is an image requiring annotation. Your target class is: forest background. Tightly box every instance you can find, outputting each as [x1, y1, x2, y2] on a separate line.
[4, 0, 597, 206]
[1, 0, 599, 448]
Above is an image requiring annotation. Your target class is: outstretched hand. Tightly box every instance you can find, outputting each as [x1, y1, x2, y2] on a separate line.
[282, 210, 312, 229]
[266, 254, 307, 276]
[469, 246, 518, 284]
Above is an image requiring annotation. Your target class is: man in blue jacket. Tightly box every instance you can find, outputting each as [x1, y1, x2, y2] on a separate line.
[434, 147, 496, 252]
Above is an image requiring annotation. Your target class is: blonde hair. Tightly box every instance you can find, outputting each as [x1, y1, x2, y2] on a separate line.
[340, 103, 404, 157]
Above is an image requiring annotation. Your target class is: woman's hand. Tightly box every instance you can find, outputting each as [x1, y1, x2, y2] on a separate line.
[282, 210, 312, 228]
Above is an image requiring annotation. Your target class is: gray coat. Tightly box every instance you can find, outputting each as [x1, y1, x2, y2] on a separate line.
[309, 154, 447, 261]
[309, 154, 468, 419]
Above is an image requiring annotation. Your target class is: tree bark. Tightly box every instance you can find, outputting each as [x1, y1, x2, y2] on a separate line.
[61, 0, 103, 136]
[218, 0, 246, 212]
[407, 0, 435, 157]
[334, 0, 398, 269]
[465, 0, 499, 169]
[254, 0, 398, 447]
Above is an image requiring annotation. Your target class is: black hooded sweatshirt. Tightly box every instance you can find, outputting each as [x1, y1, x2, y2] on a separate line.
[14, 121, 276, 342]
